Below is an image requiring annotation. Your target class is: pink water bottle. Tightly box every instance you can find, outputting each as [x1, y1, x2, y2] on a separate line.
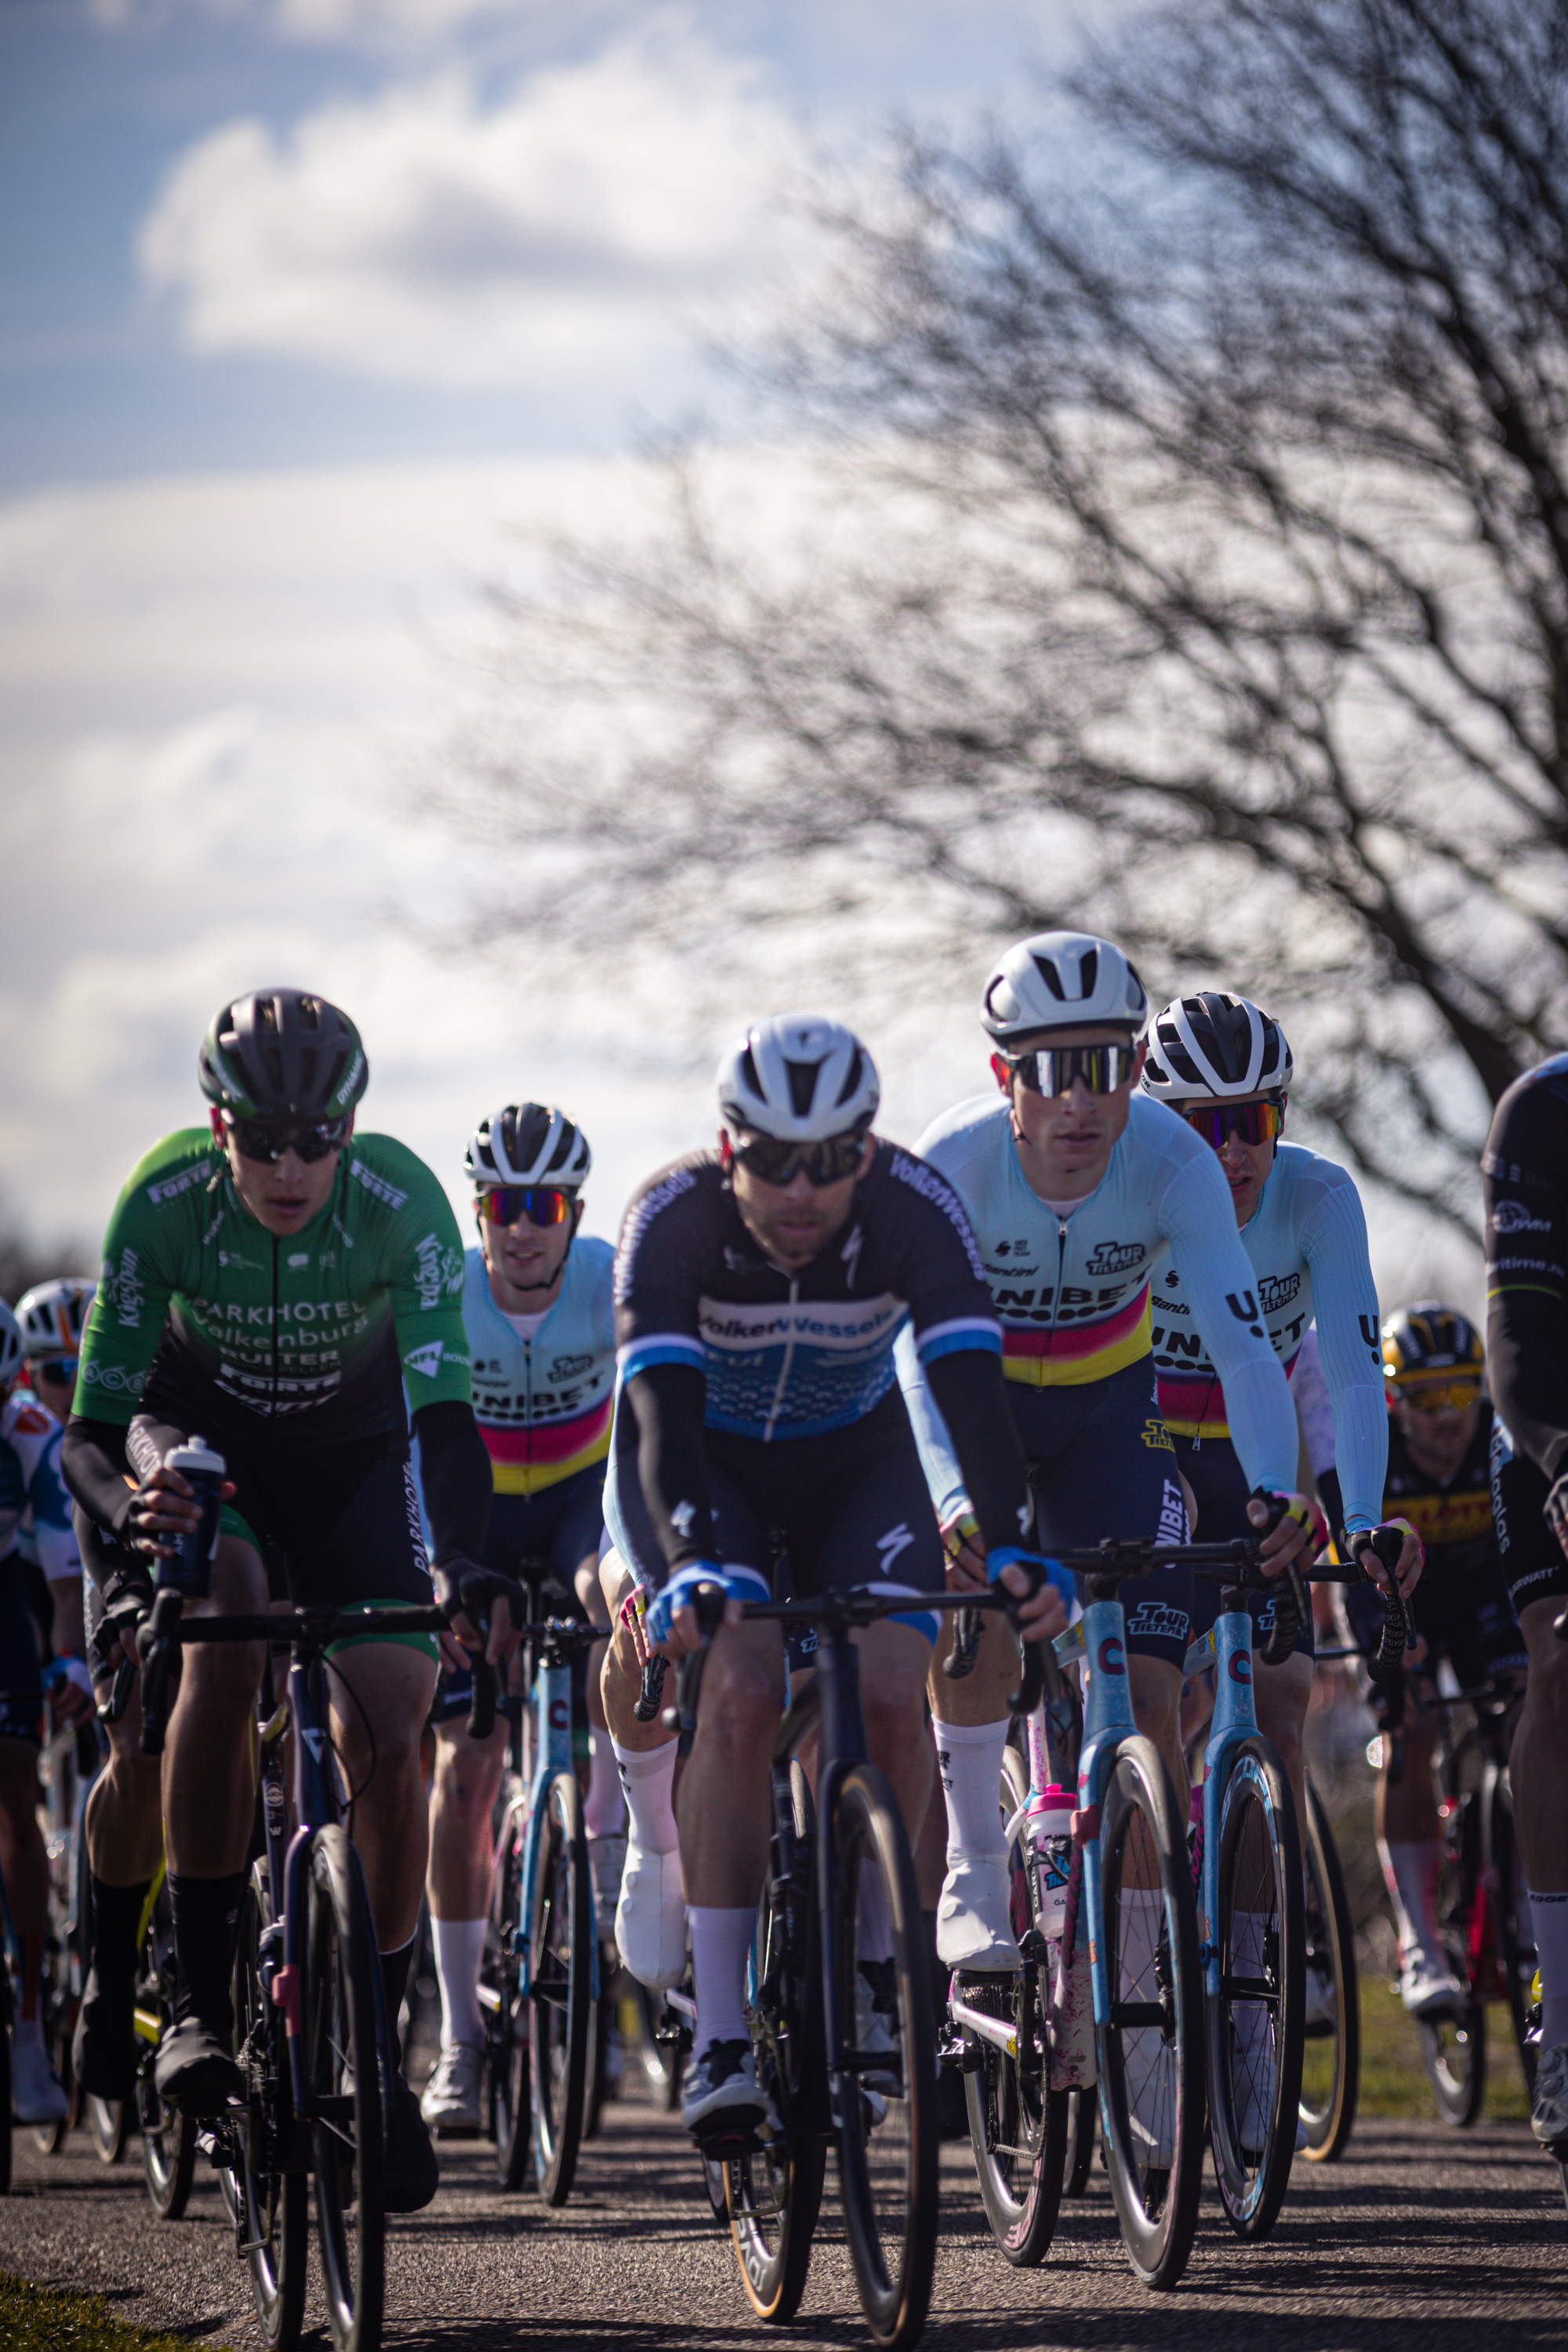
[1027, 1784, 1074, 1939]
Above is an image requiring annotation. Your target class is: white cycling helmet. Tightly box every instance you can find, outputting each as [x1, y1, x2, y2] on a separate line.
[465, 1104, 592, 1189]
[0, 1302, 24, 1392]
[981, 931, 1149, 1044]
[717, 1014, 880, 1142]
[16, 1277, 96, 1356]
[1142, 992, 1294, 1104]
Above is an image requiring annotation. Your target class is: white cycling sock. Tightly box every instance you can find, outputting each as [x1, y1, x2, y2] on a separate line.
[612, 1735, 680, 1856]
[688, 1905, 754, 2051]
[1530, 1888, 1568, 2049]
[931, 1716, 1009, 1862]
[585, 1731, 627, 1840]
[431, 1915, 486, 2053]
[1379, 1838, 1439, 1968]
[858, 1860, 895, 1965]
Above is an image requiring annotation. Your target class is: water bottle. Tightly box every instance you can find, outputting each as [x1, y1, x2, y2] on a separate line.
[1027, 1783, 1074, 1940]
[158, 1436, 226, 1597]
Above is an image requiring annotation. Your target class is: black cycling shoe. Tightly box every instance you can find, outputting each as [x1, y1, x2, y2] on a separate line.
[383, 2072, 440, 2213]
[154, 2013, 243, 2115]
[72, 1965, 141, 2102]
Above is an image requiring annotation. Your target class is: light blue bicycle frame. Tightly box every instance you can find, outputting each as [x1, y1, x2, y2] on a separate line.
[1185, 1598, 1263, 2001]
[511, 1642, 601, 2003]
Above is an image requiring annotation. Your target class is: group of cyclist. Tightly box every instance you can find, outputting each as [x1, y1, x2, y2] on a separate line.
[0, 936, 1563, 2256]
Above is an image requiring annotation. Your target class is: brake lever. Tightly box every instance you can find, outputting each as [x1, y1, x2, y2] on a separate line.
[1359, 1526, 1410, 1686]
[98, 1653, 134, 1726]
[942, 1606, 982, 1682]
[1250, 1489, 1308, 1668]
[634, 1655, 668, 1723]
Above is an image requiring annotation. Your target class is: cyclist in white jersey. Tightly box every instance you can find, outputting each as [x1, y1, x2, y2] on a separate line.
[1140, 992, 1421, 1853]
[902, 934, 1317, 1976]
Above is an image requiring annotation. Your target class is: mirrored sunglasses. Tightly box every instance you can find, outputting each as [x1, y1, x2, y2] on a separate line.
[477, 1185, 576, 1229]
[228, 1115, 350, 1164]
[1005, 1044, 1136, 1098]
[1398, 1379, 1482, 1416]
[731, 1131, 868, 1188]
[1181, 1098, 1285, 1149]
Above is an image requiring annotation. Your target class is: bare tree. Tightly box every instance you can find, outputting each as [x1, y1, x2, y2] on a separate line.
[434, 0, 1568, 1240]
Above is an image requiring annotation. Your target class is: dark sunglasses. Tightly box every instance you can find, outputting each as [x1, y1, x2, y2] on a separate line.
[31, 1358, 78, 1387]
[477, 1185, 577, 1229]
[1398, 1379, 1482, 1416]
[227, 1115, 350, 1164]
[1002, 1044, 1135, 1098]
[731, 1131, 869, 1188]
[1181, 1098, 1284, 1149]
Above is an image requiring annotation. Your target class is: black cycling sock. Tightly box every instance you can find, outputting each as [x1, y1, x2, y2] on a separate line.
[380, 1935, 416, 2077]
[168, 1871, 246, 2033]
[88, 1876, 151, 1982]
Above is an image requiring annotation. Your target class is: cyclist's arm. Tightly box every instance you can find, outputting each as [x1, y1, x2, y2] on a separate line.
[620, 1362, 713, 1576]
[923, 1345, 1033, 1554]
[1158, 1148, 1298, 1493]
[893, 1324, 967, 1523]
[1485, 1076, 1568, 1488]
[1300, 1174, 1388, 1531]
[60, 1414, 139, 1542]
[412, 1399, 492, 1564]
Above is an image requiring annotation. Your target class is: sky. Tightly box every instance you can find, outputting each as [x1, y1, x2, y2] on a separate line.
[0, 0, 1479, 1311]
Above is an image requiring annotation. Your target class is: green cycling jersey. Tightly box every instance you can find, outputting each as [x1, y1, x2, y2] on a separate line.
[78, 1127, 472, 1440]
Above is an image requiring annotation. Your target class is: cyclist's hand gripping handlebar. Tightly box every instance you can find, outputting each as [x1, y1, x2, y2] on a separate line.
[1250, 1490, 1313, 1668]
[984, 1548, 1067, 1723]
[436, 1560, 522, 1740]
[1351, 1525, 1410, 1686]
[662, 1580, 728, 1756]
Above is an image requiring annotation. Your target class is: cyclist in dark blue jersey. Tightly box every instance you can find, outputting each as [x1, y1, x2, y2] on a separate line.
[604, 1014, 1065, 2142]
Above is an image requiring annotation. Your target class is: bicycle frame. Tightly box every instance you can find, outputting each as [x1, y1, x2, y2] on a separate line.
[507, 1630, 601, 2006]
[1074, 1588, 1140, 2044]
[810, 1621, 870, 2140]
[1196, 1590, 1262, 2000]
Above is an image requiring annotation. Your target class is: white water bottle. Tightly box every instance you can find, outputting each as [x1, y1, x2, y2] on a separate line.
[1027, 1783, 1074, 1939]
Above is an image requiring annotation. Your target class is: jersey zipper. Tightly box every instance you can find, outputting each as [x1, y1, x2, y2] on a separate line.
[524, 1336, 533, 1472]
[270, 1230, 281, 1416]
[764, 1276, 800, 1442]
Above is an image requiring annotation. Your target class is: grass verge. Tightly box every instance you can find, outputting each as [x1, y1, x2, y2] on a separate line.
[0, 2269, 232, 2352]
[1356, 1971, 1531, 2122]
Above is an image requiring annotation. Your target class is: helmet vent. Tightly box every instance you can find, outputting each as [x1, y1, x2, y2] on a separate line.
[1076, 946, 1098, 1000]
[785, 1058, 822, 1119]
[1031, 953, 1067, 1002]
[833, 1048, 866, 1110]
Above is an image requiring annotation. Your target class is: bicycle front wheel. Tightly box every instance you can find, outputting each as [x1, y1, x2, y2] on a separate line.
[233, 1864, 307, 2349]
[306, 1828, 385, 2352]
[1205, 1736, 1305, 2240]
[1417, 1815, 1485, 2129]
[831, 1763, 938, 2352]
[486, 1810, 530, 2190]
[964, 1744, 1067, 2265]
[528, 1771, 593, 2206]
[1299, 1775, 1358, 2161]
[137, 1880, 195, 2222]
[1094, 1735, 1204, 2292]
[1489, 1765, 1537, 2097]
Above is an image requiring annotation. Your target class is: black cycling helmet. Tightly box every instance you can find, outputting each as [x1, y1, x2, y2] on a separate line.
[1382, 1303, 1483, 1387]
[1142, 991, 1293, 1105]
[198, 989, 368, 1122]
[464, 1104, 592, 1189]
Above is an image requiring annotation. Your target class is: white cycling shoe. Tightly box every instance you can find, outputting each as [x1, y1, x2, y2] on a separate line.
[615, 1837, 688, 1990]
[1531, 2040, 1568, 2147]
[420, 2042, 485, 2134]
[1399, 1954, 1465, 2019]
[12, 2033, 68, 2125]
[936, 1852, 1022, 1973]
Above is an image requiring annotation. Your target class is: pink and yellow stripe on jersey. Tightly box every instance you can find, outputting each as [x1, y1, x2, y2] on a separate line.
[1158, 1345, 1301, 1439]
[1000, 1285, 1152, 1388]
[481, 1397, 612, 1497]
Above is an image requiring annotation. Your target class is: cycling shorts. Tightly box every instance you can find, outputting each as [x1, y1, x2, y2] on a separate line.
[1490, 1413, 1568, 1617]
[1341, 1564, 1526, 1723]
[1010, 1360, 1192, 1672]
[1172, 1432, 1314, 1661]
[615, 1390, 946, 1646]
[0, 1548, 46, 1746]
[434, 1464, 606, 1730]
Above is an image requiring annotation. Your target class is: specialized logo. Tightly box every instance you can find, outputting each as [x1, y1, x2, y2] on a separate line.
[670, 1500, 697, 1540]
[840, 1223, 865, 1290]
[1086, 1239, 1146, 1276]
[876, 1523, 915, 1573]
[1097, 1635, 1126, 1675]
[1494, 1199, 1552, 1236]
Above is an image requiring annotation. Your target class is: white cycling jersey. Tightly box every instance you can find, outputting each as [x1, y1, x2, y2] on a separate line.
[900, 1091, 1299, 1512]
[1, 1390, 81, 1583]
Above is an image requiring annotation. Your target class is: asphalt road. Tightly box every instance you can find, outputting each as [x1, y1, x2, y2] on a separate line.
[2, 2056, 1564, 2352]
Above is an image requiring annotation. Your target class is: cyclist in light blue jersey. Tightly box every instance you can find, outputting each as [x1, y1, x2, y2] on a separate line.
[1140, 992, 1420, 1880]
[902, 933, 1318, 1984]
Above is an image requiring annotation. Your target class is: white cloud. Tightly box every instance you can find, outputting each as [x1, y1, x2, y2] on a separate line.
[136, 24, 814, 387]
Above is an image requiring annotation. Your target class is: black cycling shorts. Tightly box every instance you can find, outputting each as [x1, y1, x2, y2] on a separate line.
[1173, 1431, 1314, 1662]
[1342, 1563, 1526, 1723]
[0, 1550, 46, 1746]
[1490, 1413, 1568, 1617]
[614, 1388, 945, 1644]
[1009, 1362, 1192, 1671]
[434, 1465, 605, 1730]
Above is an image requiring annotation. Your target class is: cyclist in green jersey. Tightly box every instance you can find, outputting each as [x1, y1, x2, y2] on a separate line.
[61, 989, 505, 2212]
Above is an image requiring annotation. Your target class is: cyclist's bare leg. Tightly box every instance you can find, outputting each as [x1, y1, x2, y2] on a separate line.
[674, 1615, 784, 1907]
[854, 1617, 933, 1842]
[0, 1736, 48, 1947]
[1508, 1595, 1568, 1896]
[85, 1674, 163, 1886]
[1251, 1650, 1312, 1839]
[162, 1535, 267, 1875]
[328, 1637, 440, 1951]
[927, 1603, 1021, 1730]
[1375, 1694, 1439, 1846]
[426, 1715, 508, 1920]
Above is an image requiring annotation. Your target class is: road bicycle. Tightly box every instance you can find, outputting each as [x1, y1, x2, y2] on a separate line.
[481, 1610, 603, 2202]
[136, 1585, 464, 2352]
[673, 1580, 1042, 2352]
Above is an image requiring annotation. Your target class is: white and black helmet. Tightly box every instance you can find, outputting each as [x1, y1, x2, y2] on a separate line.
[0, 1302, 24, 1392]
[717, 1015, 880, 1142]
[16, 1278, 96, 1356]
[981, 931, 1148, 1044]
[465, 1104, 591, 1190]
[1142, 992, 1294, 1104]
